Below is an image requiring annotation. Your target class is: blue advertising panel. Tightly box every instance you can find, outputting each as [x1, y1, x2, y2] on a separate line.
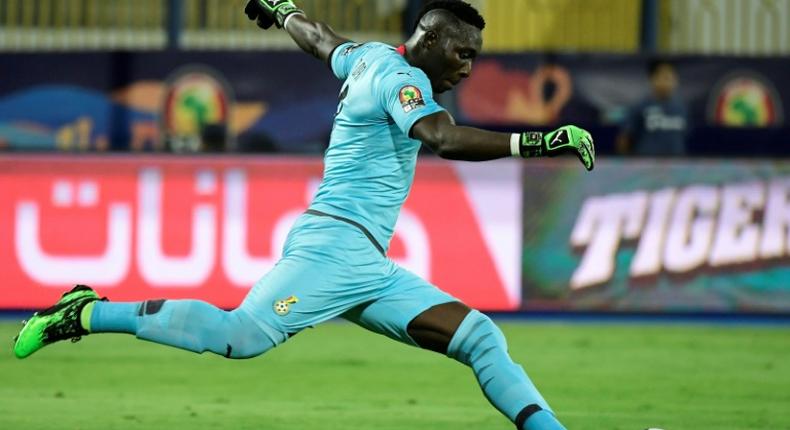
[0, 52, 788, 154]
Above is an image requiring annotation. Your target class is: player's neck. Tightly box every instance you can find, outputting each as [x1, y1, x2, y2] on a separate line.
[401, 40, 421, 68]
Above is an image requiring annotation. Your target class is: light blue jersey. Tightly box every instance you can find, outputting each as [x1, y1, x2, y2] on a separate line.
[237, 41, 457, 348]
[309, 42, 445, 252]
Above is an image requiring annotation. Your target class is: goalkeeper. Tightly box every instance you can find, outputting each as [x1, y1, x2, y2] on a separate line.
[14, 1, 594, 429]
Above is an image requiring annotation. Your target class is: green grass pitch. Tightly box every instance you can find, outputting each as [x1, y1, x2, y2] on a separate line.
[1, 320, 788, 430]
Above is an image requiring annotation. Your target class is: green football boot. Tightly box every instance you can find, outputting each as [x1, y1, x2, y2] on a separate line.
[13, 285, 104, 359]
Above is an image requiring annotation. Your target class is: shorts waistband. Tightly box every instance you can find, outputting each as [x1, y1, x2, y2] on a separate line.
[304, 209, 385, 256]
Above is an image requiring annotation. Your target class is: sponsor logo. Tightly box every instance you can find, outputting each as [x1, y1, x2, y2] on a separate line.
[0, 157, 520, 310]
[643, 107, 686, 132]
[458, 60, 573, 126]
[570, 178, 790, 290]
[399, 85, 425, 113]
[549, 129, 568, 148]
[351, 61, 367, 80]
[341, 43, 364, 56]
[161, 65, 234, 152]
[273, 295, 299, 316]
[707, 71, 784, 127]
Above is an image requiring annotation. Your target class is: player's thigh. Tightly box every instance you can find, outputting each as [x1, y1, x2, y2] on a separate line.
[239, 233, 390, 344]
[341, 266, 465, 349]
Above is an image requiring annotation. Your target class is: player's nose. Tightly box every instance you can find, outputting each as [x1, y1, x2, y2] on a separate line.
[459, 61, 472, 78]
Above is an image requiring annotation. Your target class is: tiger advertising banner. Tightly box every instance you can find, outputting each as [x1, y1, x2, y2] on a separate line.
[522, 159, 790, 313]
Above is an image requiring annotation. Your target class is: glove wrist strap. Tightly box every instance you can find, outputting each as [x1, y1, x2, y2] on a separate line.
[509, 133, 521, 157]
[516, 132, 545, 158]
[275, 4, 305, 28]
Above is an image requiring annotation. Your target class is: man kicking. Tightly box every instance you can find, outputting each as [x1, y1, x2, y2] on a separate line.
[14, 1, 594, 429]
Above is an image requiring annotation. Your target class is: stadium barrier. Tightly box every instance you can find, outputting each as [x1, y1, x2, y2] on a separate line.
[181, 0, 404, 49]
[481, 0, 641, 53]
[0, 0, 404, 50]
[0, 0, 167, 50]
[660, 0, 790, 56]
[2, 0, 788, 55]
[0, 155, 522, 311]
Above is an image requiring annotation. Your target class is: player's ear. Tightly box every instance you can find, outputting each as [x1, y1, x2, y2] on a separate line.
[421, 30, 439, 50]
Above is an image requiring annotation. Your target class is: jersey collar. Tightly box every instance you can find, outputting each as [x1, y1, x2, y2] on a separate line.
[396, 44, 406, 56]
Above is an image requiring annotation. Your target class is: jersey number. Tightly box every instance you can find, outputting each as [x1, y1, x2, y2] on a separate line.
[335, 85, 349, 116]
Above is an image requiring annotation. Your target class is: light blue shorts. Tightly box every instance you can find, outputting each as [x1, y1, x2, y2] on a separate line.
[238, 213, 458, 346]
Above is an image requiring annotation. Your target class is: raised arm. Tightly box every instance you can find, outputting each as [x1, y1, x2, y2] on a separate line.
[284, 15, 350, 64]
[244, 0, 349, 64]
[244, 0, 594, 170]
[412, 111, 596, 170]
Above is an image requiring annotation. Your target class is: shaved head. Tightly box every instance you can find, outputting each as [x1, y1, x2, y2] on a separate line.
[414, 0, 486, 32]
[416, 9, 477, 40]
[403, 0, 484, 94]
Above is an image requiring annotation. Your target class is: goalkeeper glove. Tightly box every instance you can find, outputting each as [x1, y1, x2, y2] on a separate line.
[245, 0, 304, 29]
[514, 125, 595, 171]
[245, 0, 275, 30]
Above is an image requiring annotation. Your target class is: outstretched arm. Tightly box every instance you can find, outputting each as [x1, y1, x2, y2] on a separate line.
[412, 111, 596, 170]
[244, 0, 349, 64]
[412, 111, 512, 161]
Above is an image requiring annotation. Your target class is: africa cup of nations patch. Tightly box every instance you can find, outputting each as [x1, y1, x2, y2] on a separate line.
[399, 85, 426, 113]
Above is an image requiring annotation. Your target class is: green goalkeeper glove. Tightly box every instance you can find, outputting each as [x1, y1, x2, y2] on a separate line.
[245, 0, 304, 29]
[514, 125, 595, 171]
[244, 0, 275, 29]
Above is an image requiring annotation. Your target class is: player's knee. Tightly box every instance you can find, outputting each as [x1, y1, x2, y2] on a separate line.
[222, 309, 278, 359]
[446, 310, 508, 366]
[223, 337, 274, 359]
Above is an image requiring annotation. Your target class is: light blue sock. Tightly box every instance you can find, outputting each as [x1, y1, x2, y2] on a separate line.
[447, 310, 566, 430]
[89, 300, 276, 359]
[90, 301, 139, 333]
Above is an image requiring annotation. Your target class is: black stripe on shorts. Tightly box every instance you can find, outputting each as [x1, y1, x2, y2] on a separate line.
[304, 209, 385, 256]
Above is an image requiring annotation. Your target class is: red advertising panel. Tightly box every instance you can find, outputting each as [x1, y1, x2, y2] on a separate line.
[0, 156, 521, 310]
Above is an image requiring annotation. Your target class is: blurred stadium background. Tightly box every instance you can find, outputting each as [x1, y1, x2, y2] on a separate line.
[1, 1, 789, 429]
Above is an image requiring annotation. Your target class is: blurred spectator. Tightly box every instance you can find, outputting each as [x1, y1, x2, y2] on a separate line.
[200, 123, 228, 153]
[237, 131, 279, 153]
[617, 59, 688, 156]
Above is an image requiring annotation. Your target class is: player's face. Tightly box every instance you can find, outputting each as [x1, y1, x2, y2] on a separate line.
[429, 26, 482, 93]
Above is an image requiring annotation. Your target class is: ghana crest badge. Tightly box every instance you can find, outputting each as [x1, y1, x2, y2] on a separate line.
[273, 295, 299, 316]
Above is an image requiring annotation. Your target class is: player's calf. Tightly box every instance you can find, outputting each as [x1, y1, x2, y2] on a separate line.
[91, 299, 277, 359]
[446, 310, 567, 430]
[14, 286, 279, 360]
